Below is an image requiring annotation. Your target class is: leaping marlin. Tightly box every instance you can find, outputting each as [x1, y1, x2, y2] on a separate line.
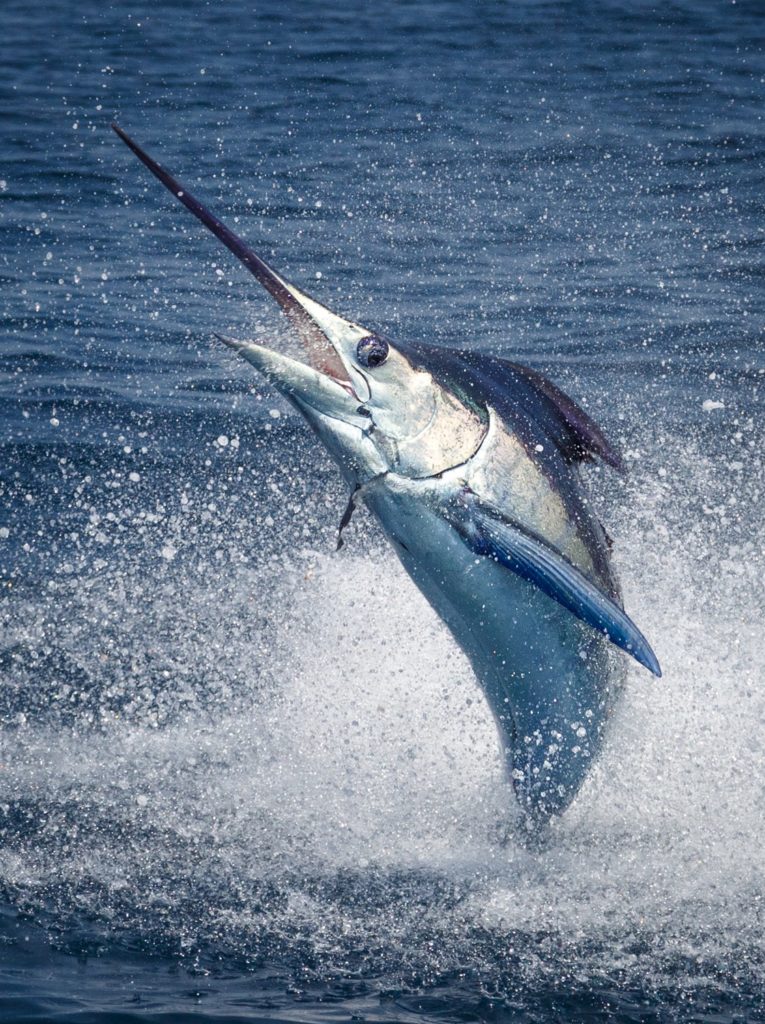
[113, 125, 661, 833]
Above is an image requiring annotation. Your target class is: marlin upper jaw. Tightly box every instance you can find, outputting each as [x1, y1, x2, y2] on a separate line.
[111, 123, 377, 403]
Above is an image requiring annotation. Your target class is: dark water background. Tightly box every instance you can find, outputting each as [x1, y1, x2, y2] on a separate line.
[2, 1, 765, 1021]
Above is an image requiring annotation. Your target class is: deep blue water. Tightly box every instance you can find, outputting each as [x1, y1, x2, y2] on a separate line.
[2, 1, 765, 1021]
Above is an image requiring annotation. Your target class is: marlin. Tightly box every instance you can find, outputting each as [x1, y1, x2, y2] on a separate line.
[113, 125, 661, 833]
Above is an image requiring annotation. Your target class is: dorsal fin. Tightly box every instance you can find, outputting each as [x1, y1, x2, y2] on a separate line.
[398, 342, 624, 472]
[502, 360, 624, 471]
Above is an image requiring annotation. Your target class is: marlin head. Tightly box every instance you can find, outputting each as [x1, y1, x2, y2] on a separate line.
[112, 125, 485, 485]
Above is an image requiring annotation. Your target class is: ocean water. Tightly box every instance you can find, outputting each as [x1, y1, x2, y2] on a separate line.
[1, 1, 764, 1021]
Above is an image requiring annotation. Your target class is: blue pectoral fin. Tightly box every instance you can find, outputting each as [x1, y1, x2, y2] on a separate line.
[445, 492, 662, 677]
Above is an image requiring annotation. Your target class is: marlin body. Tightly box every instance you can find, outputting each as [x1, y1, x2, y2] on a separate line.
[113, 125, 661, 831]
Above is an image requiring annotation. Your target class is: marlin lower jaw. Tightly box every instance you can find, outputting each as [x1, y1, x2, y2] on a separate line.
[221, 337, 360, 417]
[220, 336, 388, 482]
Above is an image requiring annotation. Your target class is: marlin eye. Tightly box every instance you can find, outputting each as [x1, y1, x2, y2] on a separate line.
[356, 335, 389, 369]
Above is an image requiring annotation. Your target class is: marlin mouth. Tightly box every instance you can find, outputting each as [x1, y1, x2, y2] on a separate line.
[111, 124, 359, 395]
